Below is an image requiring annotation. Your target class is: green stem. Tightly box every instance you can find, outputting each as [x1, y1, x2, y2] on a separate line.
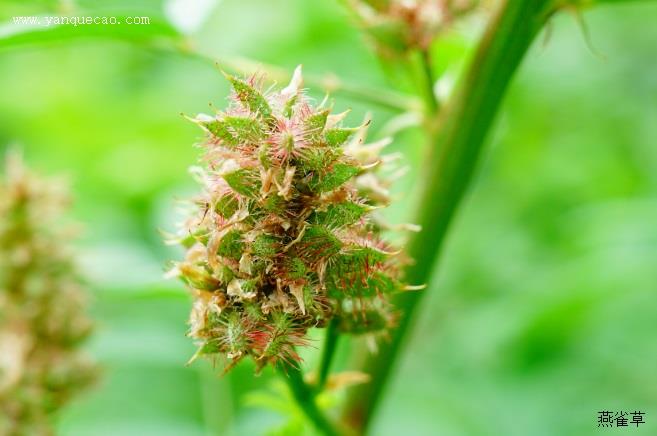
[342, 0, 556, 432]
[419, 49, 439, 114]
[281, 362, 340, 436]
[198, 364, 231, 436]
[316, 318, 340, 393]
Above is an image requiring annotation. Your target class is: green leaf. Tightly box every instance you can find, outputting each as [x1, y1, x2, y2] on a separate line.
[324, 127, 358, 147]
[310, 202, 369, 228]
[297, 225, 342, 263]
[261, 192, 285, 213]
[252, 233, 279, 258]
[222, 311, 249, 353]
[283, 94, 299, 119]
[199, 340, 221, 355]
[284, 257, 307, 280]
[304, 109, 330, 144]
[178, 228, 209, 248]
[241, 278, 259, 294]
[179, 263, 220, 291]
[225, 75, 273, 122]
[327, 270, 396, 299]
[202, 118, 232, 140]
[202, 116, 265, 146]
[258, 142, 272, 169]
[214, 195, 239, 218]
[297, 147, 340, 172]
[217, 229, 244, 260]
[0, 15, 180, 50]
[325, 247, 390, 297]
[308, 163, 359, 193]
[215, 265, 235, 284]
[223, 168, 261, 198]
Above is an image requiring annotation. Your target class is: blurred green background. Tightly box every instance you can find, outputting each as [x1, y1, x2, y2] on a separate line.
[1, 0, 656, 435]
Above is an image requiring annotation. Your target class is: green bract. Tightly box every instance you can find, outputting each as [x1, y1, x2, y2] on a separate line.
[169, 67, 408, 373]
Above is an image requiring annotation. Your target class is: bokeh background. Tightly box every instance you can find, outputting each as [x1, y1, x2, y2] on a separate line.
[1, 0, 656, 435]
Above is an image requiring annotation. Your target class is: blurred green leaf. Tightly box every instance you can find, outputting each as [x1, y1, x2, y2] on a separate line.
[0, 15, 181, 50]
[100, 286, 189, 301]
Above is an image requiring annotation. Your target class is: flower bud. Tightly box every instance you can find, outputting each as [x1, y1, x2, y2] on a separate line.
[348, 0, 479, 54]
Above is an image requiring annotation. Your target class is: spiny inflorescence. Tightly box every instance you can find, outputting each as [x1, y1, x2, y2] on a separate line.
[169, 67, 411, 373]
[0, 153, 96, 435]
[348, 0, 479, 53]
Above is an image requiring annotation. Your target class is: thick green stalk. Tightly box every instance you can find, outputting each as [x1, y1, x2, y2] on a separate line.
[281, 363, 340, 436]
[342, 0, 555, 432]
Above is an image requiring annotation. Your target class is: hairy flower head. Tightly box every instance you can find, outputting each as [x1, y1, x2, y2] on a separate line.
[0, 152, 96, 435]
[169, 67, 410, 373]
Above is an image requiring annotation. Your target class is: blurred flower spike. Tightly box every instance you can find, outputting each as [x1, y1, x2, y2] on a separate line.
[168, 66, 414, 373]
[0, 151, 97, 435]
[347, 0, 479, 54]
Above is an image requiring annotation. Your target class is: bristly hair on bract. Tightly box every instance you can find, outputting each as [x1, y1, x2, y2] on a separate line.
[167, 66, 416, 374]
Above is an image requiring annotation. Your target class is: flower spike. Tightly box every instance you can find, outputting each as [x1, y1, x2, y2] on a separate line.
[169, 67, 412, 372]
